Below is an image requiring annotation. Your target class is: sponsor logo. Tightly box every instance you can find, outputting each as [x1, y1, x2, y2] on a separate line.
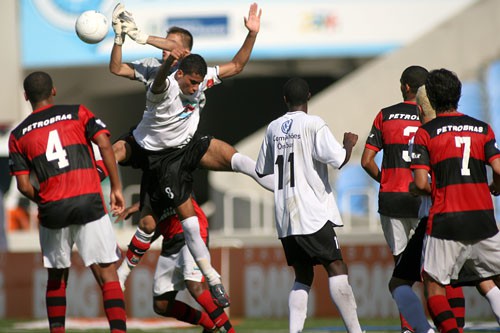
[436, 124, 484, 135]
[281, 119, 293, 134]
[22, 113, 73, 135]
[388, 113, 419, 120]
[167, 16, 228, 37]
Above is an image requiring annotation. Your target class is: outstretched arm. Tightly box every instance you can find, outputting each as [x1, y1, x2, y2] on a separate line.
[109, 3, 135, 78]
[218, 3, 262, 79]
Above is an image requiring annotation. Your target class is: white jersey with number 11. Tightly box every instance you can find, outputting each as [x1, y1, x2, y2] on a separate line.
[256, 111, 346, 238]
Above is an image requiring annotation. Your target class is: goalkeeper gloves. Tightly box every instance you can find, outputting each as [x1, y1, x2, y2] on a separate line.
[120, 10, 150, 45]
[112, 3, 126, 45]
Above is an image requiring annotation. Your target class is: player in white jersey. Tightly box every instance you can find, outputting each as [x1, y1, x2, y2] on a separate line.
[256, 78, 363, 333]
[109, 3, 273, 308]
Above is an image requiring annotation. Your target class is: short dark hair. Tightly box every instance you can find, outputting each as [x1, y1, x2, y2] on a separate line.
[401, 66, 429, 93]
[167, 26, 194, 51]
[283, 77, 309, 107]
[178, 54, 207, 77]
[425, 68, 462, 113]
[23, 71, 53, 103]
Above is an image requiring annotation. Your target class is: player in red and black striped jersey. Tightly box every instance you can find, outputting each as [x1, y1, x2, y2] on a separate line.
[115, 197, 235, 333]
[412, 68, 500, 333]
[362, 66, 428, 333]
[9, 72, 126, 333]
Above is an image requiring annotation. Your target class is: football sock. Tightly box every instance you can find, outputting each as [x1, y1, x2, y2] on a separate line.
[427, 295, 459, 333]
[399, 313, 414, 332]
[289, 281, 310, 333]
[102, 281, 127, 333]
[181, 216, 221, 286]
[169, 300, 215, 330]
[118, 228, 154, 289]
[445, 285, 465, 332]
[196, 290, 234, 333]
[392, 285, 431, 333]
[484, 286, 500, 324]
[231, 152, 274, 191]
[46, 279, 66, 333]
[328, 275, 363, 333]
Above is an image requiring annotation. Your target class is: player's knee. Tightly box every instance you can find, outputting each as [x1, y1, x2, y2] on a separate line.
[138, 217, 157, 234]
[326, 260, 348, 277]
[153, 299, 170, 316]
[186, 280, 205, 298]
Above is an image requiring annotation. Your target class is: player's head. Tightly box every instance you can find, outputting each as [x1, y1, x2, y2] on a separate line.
[23, 71, 55, 105]
[175, 54, 207, 95]
[400, 65, 429, 100]
[415, 85, 436, 124]
[162, 26, 193, 61]
[425, 68, 461, 114]
[283, 77, 310, 109]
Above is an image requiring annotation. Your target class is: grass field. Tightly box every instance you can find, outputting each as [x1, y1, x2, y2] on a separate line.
[0, 317, 402, 333]
[0, 317, 499, 333]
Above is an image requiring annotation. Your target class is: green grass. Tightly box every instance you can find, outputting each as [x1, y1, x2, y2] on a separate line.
[0, 317, 401, 333]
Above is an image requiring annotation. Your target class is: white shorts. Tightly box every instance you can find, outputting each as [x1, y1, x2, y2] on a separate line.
[39, 215, 120, 268]
[380, 215, 420, 256]
[423, 232, 500, 285]
[153, 244, 206, 297]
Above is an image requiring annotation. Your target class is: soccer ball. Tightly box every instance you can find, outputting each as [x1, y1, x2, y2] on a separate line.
[75, 10, 108, 44]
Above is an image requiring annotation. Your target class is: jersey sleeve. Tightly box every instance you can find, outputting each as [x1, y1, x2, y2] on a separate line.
[132, 57, 159, 85]
[485, 125, 500, 164]
[202, 66, 222, 92]
[8, 133, 30, 175]
[365, 111, 383, 152]
[79, 105, 110, 141]
[313, 124, 346, 169]
[256, 127, 275, 176]
[410, 128, 431, 171]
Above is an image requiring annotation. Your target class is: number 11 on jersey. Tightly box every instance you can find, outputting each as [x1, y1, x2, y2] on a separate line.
[275, 152, 295, 190]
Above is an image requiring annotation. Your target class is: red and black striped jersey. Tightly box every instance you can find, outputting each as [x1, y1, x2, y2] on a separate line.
[8, 104, 110, 229]
[157, 198, 209, 257]
[365, 102, 421, 217]
[411, 112, 500, 241]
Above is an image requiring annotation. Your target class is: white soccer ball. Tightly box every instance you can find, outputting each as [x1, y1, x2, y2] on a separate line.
[75, 10, 108, 44]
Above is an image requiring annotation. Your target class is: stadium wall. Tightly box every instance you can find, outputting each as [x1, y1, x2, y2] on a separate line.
[0, 245, 492, 319]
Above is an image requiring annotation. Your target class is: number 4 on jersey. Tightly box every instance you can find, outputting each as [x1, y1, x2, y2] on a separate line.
[46, 129, 69, 168]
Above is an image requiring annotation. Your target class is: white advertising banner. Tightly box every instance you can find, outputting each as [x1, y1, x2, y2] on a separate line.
[22, 0, 475, 67]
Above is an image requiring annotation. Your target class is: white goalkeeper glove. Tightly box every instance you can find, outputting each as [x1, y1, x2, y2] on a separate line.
[112, 3, 126, 45]
[120, 10, 149, 45]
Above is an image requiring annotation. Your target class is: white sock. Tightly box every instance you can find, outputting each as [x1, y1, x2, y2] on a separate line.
[181, 216, 221, 286]
[392, 285, 432, 333]
[231, 152, 274, 191]
[289, 282, 310, 333]
[485, 286, 500, 324]
[329, 275, 363, 333]
[117, 260, 131, 291]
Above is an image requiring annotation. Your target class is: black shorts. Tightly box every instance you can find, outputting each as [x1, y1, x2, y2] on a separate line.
[280, 221, 343, 267]
[392, 217, 427, 282]
[115, 130, 148, 170]
[143, 133, 212, 216]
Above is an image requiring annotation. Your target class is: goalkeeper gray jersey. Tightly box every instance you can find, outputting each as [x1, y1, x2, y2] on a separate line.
[256, 111, 346, 238]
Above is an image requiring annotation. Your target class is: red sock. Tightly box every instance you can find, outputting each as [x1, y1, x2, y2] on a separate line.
[445, 285, 465, 333]
[427, 295, 460, 333]
[196, 290, 234, 333]
[126, 230, 152, 267]
[170, 300, 214, 330]
[46, 280, 66, 333]
[400, 313, 413, 332]
[102, 281, 127, 333]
